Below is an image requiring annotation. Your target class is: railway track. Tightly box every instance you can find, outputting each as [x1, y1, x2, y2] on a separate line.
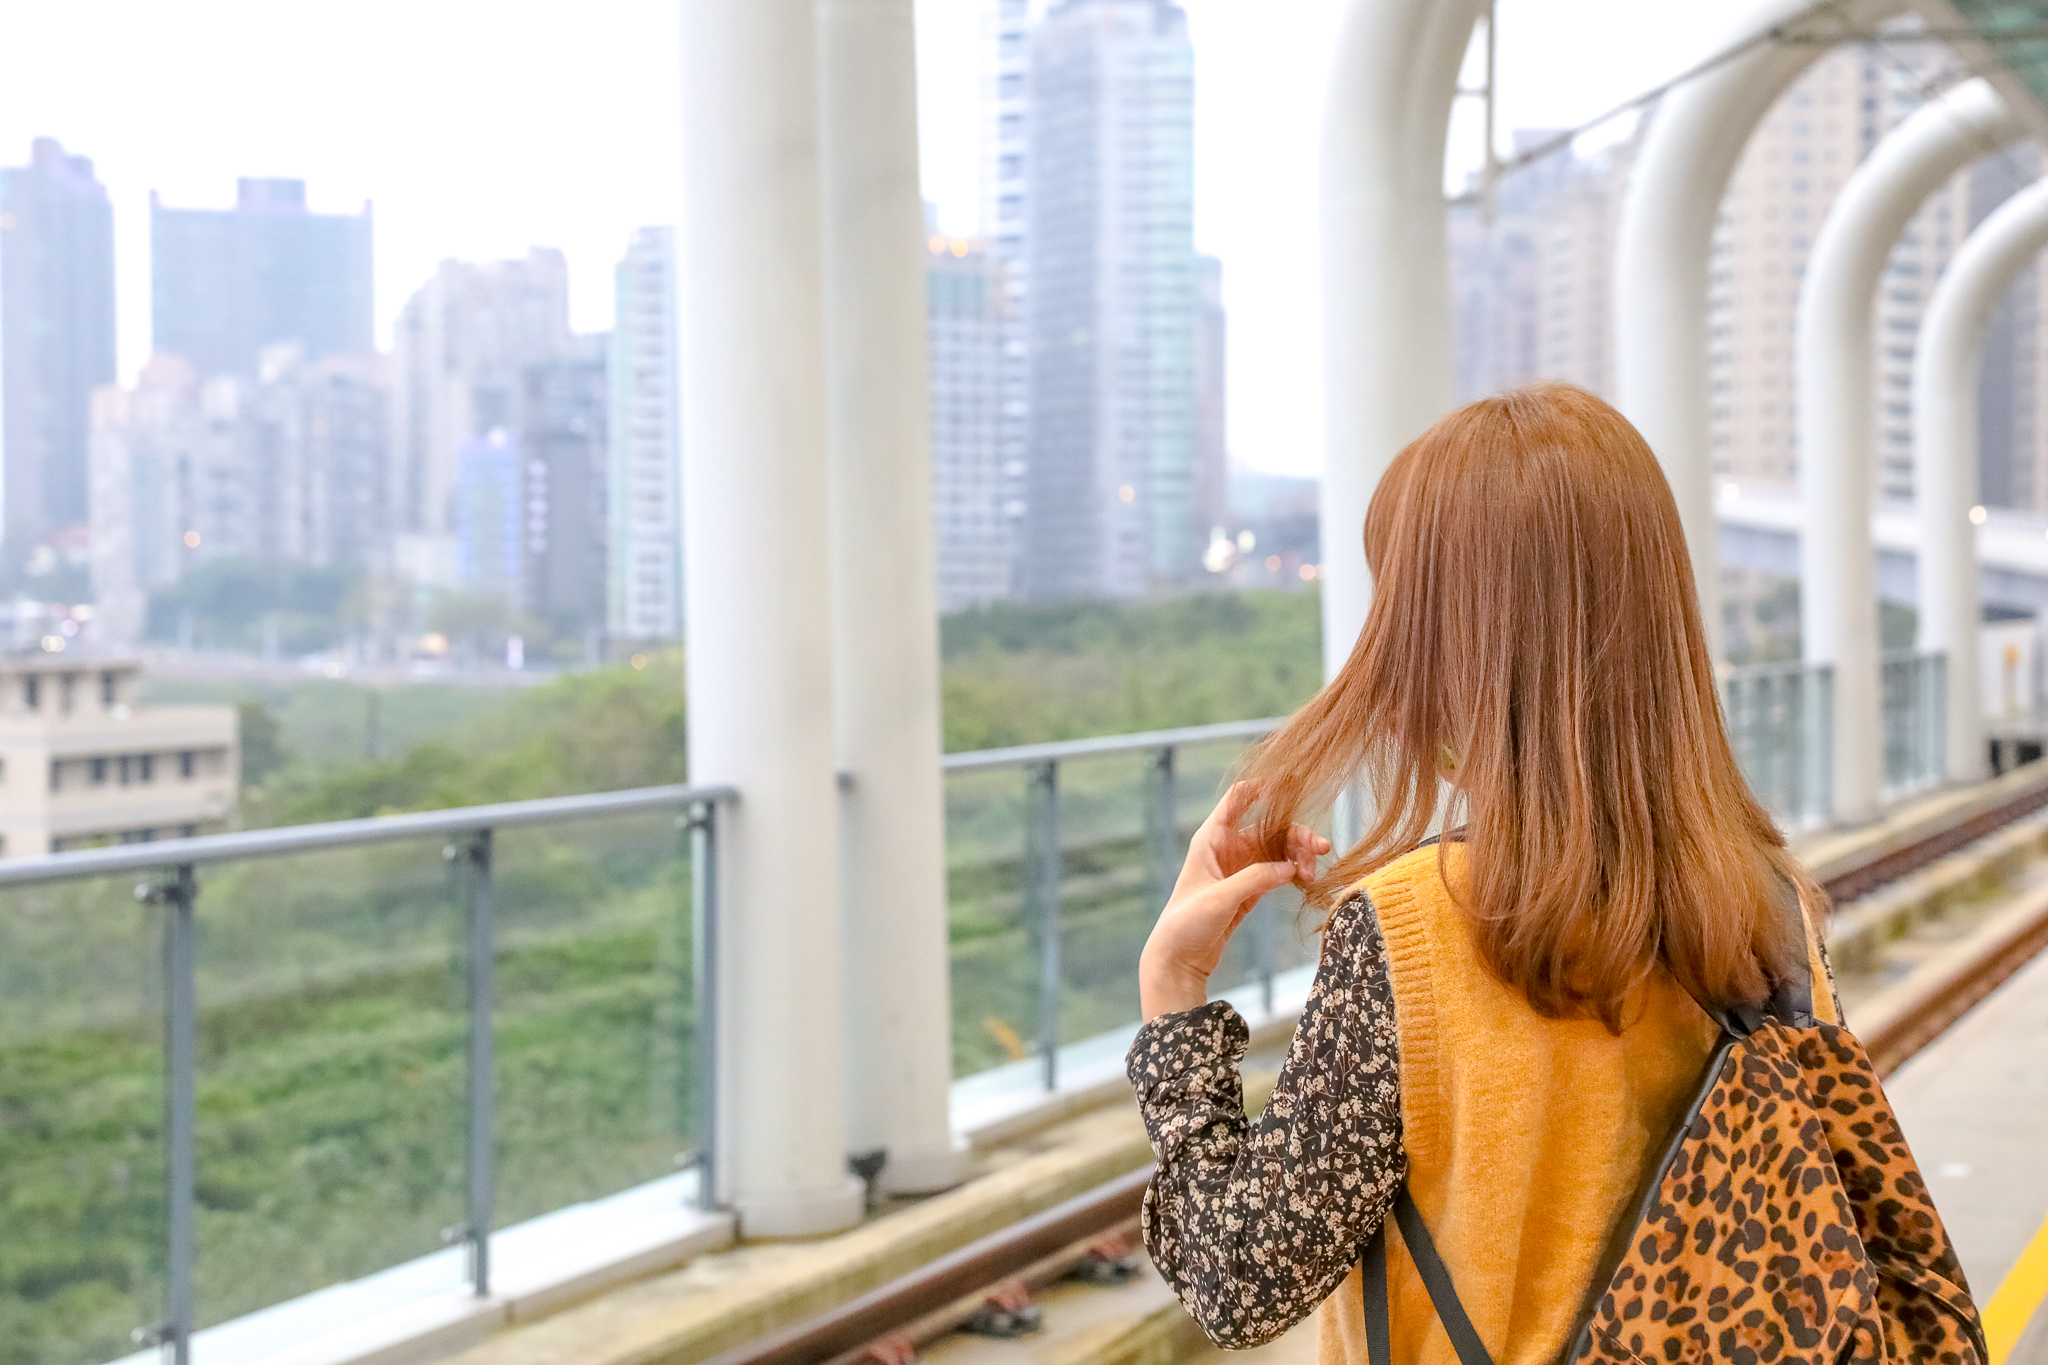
[709, 776, 2048, 1365]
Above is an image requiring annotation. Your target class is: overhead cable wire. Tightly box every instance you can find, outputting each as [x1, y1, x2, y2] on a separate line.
[1449, 1, 2048, 205]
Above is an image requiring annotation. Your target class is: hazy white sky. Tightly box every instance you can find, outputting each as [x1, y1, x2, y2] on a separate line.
[0, 1, 1736, 475]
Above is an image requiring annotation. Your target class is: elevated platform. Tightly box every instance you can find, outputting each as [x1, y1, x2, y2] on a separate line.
[122, 764, 2048, 1365]
[1886, 930, 2048, 1360]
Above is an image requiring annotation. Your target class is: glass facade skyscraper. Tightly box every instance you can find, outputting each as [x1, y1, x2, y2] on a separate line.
[929, 238, 1011, 610]
[607, 227, 682, 640]
[1023, 0, 1198, 600]
[0, 138, 116, 558]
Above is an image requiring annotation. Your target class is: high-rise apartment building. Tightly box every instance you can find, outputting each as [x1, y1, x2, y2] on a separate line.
[1193, 254, 1229, 542]
[982, 0, 1046, 575]
[88, 357, 199, 642]
[390, 249, 572, 540]
[439, 340, 609, 634]
[1023, 0, 1198, 600]
[0, 138, 116, 559]
[1709, 42, 1969, 498]
[1449, 131, 1627, 404]
[928, 238, 1010, 610]
[88, 348, 389, 642]
[607, 228, 683, 640]
[454, 430, 522, 603]
[524, 337, 609, 636]
[150, 178, 373, 379]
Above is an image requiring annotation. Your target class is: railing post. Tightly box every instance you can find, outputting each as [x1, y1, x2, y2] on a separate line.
[147, 864, 198, 1365]
[453, 831, 495, 1297]
[1149, 745, 1178, 911]
[686, 799, 721, 1213]
[1028, 760, 1061, 1091]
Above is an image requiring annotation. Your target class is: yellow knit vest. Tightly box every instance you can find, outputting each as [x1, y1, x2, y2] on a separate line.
[1314, 843, 1837, 1365]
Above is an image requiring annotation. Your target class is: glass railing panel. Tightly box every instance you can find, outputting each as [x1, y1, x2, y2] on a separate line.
[1172, 738, 1321, 1005]
[944, 763, 1043, 1080]
[944, 729, 1302, 1085]
[1051, 749, 1157, 1047]
[1722, 660, 1832, 827]
[489, 808, 696, 1227]
[187, 838, 465, 1332]
[0, 872, 166, 1365]
[1881, 650, 1945, 798]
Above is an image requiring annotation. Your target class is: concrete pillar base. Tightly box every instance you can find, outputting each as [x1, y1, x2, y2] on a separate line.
[878, 1139, 971, 1196]
[737, 1176, 867, 1240]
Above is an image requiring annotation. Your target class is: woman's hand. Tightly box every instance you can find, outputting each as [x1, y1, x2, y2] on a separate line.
[1139, 782, 1331, 1021]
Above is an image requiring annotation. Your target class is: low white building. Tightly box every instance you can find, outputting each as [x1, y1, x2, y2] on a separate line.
[0, 652, 237, 856]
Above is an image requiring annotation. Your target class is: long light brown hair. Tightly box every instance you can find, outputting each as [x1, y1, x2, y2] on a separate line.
[1248, 383, 1814, 1031]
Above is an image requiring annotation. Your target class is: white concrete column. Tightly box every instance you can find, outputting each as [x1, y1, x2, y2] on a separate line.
[1614, 0, 1902, 663]
[1796, 79, 2019, 822]
[817, 0, 968, 1196]
[678, 0, 864, 1237]
[1916, 178, 2048, 785]
[1318, 0, 1487, 679]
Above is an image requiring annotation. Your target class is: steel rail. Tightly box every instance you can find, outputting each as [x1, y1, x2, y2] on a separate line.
[697, 1167, 1155, 1365]
[1818, 774, 2048, 904]
[1861, 889, 2048, 1078]
[0, 782, 739, 887]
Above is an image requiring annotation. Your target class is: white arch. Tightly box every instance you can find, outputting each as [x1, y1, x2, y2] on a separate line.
[1796, 78, 2021, 822]
[1615, 0, 1903, 661]
[1319, 0, 1488, 679]
[1916, 178, 2048, 784]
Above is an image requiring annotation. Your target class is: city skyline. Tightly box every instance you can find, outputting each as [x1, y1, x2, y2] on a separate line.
[1, 0, 1735, 478]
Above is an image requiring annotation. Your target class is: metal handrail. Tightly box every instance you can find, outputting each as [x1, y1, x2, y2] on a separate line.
[1719, 656, 1815, 685]
[6, 781, 736, 1365]
[943, 716, 1287, 1091]
[940, 716, 1282, 772]
[6, 721, 1288, 1363]
[0, 781, 739, 888]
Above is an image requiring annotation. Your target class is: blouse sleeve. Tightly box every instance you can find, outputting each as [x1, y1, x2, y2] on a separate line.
[1124, 891, 1406, 1349]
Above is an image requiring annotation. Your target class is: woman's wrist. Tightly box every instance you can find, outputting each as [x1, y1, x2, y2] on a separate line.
[1139, 954, 1210, 1021]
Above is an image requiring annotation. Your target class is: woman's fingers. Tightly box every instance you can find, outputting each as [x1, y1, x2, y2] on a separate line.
[1213, 859, 1297, 911]
[1284, 823, 1333, 879]
[1206, 779, 1265, 833]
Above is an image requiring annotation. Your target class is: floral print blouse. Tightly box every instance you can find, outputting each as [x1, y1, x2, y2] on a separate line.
[1124, 891, 1405, 1349]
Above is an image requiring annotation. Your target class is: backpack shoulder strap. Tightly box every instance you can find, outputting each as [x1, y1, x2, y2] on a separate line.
[1680, 874, 1816, 1034]
[1767, 874, 1816, 1027]
[1358, 1187, 1496, 1365]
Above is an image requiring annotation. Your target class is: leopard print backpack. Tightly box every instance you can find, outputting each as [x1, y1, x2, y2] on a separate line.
[1356, 912, 1987, 1365]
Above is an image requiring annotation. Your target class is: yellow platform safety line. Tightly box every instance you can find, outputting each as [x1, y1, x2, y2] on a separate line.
[1987, 1207, 2048, 1365]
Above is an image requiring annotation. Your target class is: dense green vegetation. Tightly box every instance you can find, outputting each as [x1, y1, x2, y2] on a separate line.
[4, 591, 1320, 1365]
[140, 676, 509, 774]
[938, 591, 1321, 750]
